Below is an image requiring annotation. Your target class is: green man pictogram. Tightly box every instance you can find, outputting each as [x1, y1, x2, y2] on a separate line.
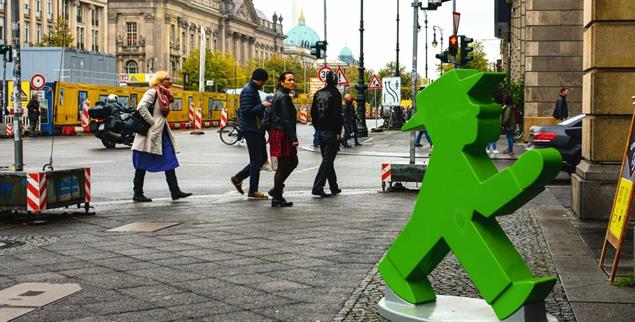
[379, 70, 562, 320]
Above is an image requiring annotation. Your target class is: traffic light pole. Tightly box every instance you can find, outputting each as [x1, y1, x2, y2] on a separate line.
[11, 0, 23, 171]
[323, 0, 327, 65]
[409, 0, 420, 165]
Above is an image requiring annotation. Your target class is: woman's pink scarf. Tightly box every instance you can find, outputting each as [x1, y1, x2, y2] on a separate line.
[155, 85, 174, 117]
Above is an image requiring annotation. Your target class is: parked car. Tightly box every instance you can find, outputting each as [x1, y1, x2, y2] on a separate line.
[528, 114, 584, 173]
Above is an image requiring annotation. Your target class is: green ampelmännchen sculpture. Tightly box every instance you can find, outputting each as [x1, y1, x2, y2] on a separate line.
[379, 70, 562, 320]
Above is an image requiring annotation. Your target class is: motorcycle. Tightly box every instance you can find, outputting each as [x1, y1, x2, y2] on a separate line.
[88, 100, 135, 149]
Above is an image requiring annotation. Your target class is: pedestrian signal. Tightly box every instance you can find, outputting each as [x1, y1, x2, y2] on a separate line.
[449, 35, 459, 57]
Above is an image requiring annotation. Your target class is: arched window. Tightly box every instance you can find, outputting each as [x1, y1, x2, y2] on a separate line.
[125, 60, 138, 73]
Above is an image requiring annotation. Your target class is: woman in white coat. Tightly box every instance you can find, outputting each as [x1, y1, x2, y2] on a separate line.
[131, 71, 191, 202]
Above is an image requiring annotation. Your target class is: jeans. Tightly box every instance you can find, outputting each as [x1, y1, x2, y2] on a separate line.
[506, 130, 514, 151]
[415, 131, 432, 145]
[272, 155, 299, 199]
[486, 142, 497, 150]
[313, 128, 319, 147]
[313, 131, 339, 192]
[234, 131, 267, 193]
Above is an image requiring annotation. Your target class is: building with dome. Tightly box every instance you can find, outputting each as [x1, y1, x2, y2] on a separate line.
[338, 46, 358, 66]
[283, 11, 321, 67]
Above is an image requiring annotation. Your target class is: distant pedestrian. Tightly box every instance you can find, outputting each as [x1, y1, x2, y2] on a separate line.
[552, 87, 569, 122]
[26, 94, 40, 137]
[342, 94, 362, 147]
[501, 95, 516, 154]
[131, 71, 191, 202]
[230, 68, 271, 200]
[311, 71, 343, 197]
[486, 142, 499, 155]
[268, 71, 299, 207]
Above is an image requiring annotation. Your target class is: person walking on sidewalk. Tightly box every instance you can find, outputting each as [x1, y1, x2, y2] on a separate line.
[501, 95, 516, 154]
[552, 87, 569, 122]
[230, 68, 271, 200]
[131, 71, 191, 202]
[311, 72, 343, 197]
[26, 94, 40, 137]
[342, 94, 362, 147]
[268, 71, 299, 207]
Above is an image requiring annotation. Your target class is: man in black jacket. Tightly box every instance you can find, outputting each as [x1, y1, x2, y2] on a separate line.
[26, 94, 41, 137]
[552, 87, 569, 121]
[311, 72, 343, 197]
[230, 68, 271, 200]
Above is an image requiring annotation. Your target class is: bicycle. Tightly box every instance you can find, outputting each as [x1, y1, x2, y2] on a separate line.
[219, 117, 269, 145]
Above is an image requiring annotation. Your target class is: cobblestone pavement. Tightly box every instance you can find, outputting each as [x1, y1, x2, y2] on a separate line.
[337, 192, 576, 322]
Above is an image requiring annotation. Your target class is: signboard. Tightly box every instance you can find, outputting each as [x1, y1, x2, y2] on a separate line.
[600, 109, 635, 282]
[368, 75, 382, 89]
[335, 66, 350, 87]
[8, 81, 30, 110]
[309, 77, 324, 98]
[382, 77, 401, 107]
[453, 11, 461, 35]
[317, 66, 333, 82]
[30, 73, 46, 90]
[206, 80, 214, 87]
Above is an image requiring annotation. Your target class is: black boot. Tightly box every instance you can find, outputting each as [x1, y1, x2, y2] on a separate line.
[166, 170, 192, 201]
[133, 169, 152, 202]
[272, 198, 293, 207]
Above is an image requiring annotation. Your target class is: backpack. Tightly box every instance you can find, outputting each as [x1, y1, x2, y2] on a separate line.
[261, 108, 271, 131]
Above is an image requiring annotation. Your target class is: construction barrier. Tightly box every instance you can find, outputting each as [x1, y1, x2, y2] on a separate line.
[188, 104, 195, 123]
[220, 108, 228, 128]
[26, 172, 47, 213]
[190, 108, 204, 135]
[300, 107, 308, 124]
[381, 163, 392, 184]
[80, 102, 90, 129]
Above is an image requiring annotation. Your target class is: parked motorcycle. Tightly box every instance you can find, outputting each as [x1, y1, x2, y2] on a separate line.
[88, 95, 135, 149]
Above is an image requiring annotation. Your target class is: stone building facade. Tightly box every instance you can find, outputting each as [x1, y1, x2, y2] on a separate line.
[1, 0, 108, 52]
[499, 0, 584, 134]
[107, 0, 285, 80]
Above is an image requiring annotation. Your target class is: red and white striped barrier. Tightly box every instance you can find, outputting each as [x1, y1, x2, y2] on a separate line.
[190, 108, 204, 135]
[80, 105, 90, 128]
[84, 168, 91, 203]
[26, 172, 47, 213]
[220, 108, 228, 128]
[6, 123, 13, 136]
[188, 105, 195, 123]
[300, 107, 308, 124]
[381, 163, 392, 183]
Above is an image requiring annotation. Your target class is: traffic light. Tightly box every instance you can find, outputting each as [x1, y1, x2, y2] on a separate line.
[0, 45, 12, 62]
[310, 41, 327, 59]
[448, 35, 459, 57]
[435, 50, 450, 64]
[460, 36, 474, 67]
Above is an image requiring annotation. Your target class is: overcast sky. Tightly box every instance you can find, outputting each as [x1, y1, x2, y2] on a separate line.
[252, 0, 500, 79]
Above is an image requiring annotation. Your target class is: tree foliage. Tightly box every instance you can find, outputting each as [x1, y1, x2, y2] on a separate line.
[38, 18, 74, 48]
[441, 40, 492, 73]
[377, 61, 414, 100]
[180, 50, 246, 91]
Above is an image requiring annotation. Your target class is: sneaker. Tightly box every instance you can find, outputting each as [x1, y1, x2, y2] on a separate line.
[492, 150, 500, 154]
[415, 144, 423, 147]
[502, 149, 513, 154]
[248, 191, 269, 200]
[230, 176, 244, 194]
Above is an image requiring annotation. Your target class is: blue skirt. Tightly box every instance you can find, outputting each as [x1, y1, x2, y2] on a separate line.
[132, 127, 179, 172]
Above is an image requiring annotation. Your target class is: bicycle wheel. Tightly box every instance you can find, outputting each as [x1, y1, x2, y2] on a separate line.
[220, 125, 240, 145]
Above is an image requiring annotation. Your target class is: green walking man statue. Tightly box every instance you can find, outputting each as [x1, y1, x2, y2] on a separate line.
[379, 70, 562, 320]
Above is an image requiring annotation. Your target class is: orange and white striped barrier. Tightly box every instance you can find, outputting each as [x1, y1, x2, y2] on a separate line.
[190, 108, 204, 135]
[6, 123, 13, 136]
[26, 172, 47, 213]
[80, 104, 90, 128]
[381, 163, 392, 183]
[188, 104, 195, 123]
[300, 107, 308, 124]
[220, 107, 228, 128]
[84, 168, 91, 204]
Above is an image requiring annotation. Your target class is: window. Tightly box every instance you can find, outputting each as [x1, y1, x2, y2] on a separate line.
[91, 8, 99, 27]
[76, 27, 84, 50]
[172, 98, 182, 111]
[24, 2, 30, 16]
[47, 0, 53, 20]
[36, 0, 42, 18]
[92, 30, 99, 52]
[63, 1, 69, 20]
[130, 94, 138, 108]
[189, 32, 194, 52]
[36, 24, 42, 44]
[76, 3, 83, 23]
[24, 24, 30, 45]
[0, 20, 4, 42]
[125, 60, 138, 73]
[126, 22, 137, 46]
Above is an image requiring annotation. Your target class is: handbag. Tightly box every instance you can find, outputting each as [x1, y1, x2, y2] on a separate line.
[124, 91, 157, 136]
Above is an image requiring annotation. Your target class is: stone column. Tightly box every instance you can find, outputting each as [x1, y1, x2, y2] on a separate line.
[249, 37, 255, 62]
[69, 1, 78, 47]
[572, 0, 635, 220]
[522, 0, 584, 136]
[241, 34, 248, 64]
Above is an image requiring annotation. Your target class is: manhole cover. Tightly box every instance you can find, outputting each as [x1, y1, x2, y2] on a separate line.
[0, 240, 25, 249]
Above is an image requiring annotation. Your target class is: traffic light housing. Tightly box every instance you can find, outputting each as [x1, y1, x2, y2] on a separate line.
[448, 35, 459, 57]
[460, 36, 474, 67]
[0, 45, 12, 62]
[310, 41, 327, 59]
[435, 50, 450, 64]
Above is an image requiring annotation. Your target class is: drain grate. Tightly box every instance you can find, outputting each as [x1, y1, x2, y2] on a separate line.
[18, 291, 45, 297]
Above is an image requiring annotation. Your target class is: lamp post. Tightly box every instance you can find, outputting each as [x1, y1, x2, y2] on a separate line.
[432, 25, 444, 75]
[390, 0, 404, 130]
[423, 9, 428, 80]
[11, 0, 23, 171]
[355, 0, 368, 138]
[395, 0, 400, 77]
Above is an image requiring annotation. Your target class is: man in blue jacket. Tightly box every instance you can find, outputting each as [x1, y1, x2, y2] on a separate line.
[230, 68, 271, 200]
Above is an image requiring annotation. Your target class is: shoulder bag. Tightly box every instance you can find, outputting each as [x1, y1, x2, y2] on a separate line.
[124, 91, 157, 136]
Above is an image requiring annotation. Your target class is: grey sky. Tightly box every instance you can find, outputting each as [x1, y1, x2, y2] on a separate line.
[252, 0, 500, 80]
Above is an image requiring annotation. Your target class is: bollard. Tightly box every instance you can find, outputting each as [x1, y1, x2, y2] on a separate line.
[219, 107, 228, 128]
[300, 107, 308, 124]
[188, 104, 195, 123]
[190, 108, 204, 135]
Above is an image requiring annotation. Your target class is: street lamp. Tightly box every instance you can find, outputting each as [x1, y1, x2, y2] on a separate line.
[355, 0, 368, 138]
[433, 25, 444, 75]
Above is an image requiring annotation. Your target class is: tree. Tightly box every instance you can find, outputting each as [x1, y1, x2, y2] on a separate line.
[246, 55, 317, 95]
[180, 50, 246, 91]
[440, 40, 492, 73]
[377, 61, 414, 100]
[38, 18, 74, 48]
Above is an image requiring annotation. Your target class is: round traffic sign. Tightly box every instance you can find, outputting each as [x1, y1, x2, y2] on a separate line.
[31, 73, 46, 90]
[317, 66, 333, 82]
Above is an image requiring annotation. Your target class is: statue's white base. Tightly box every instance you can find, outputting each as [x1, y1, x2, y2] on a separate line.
[378, 289, 557, 322]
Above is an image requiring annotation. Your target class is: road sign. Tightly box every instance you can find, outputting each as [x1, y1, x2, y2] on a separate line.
[335, 66, 350, 87]
[453, 11, 461, 35]
[317, 65, 333, 82]
[368, 75, 382, 89]
[206, 80, 214, 87]
[382, 77, 401, 107]
[30, 73, 46, 90]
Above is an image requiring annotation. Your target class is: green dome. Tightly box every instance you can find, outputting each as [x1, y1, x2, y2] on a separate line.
[339, 46, 353, 57]
[284, 16, 321, 49]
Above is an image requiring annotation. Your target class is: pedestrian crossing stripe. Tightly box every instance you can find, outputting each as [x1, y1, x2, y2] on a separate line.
[368, 75, 382, 89]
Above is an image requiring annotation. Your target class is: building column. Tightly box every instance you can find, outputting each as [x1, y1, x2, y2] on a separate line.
[241, 34, 248, 64]
[232, 32, 239, 61]
[249, 37, 255, 62]
[572, 0, 635, 220]
[69, 1, 77, 47]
